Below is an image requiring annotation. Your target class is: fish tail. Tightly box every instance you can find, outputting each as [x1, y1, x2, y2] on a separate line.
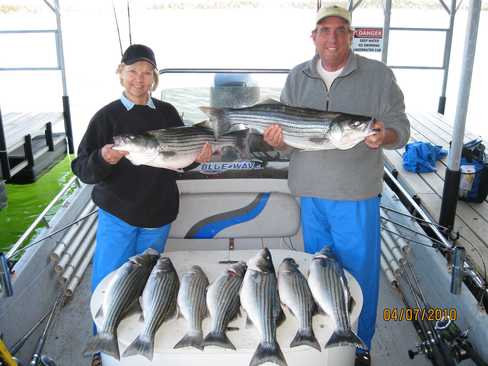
[199, 106, 230, 138]
[122, 334, 154, 360]
[83, 332, 120, 360]
[250, 340, 288, 366]
[324, 329, 366, 350]
[203, 330, 236, 350]
[290, 328, 321, 351]
[173, 330, 204, 351]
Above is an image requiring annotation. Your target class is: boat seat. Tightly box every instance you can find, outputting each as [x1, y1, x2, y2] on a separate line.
[169, 191, 299, 239]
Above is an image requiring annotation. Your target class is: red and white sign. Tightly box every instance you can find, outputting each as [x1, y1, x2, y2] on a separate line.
[352, 27, 383, 53]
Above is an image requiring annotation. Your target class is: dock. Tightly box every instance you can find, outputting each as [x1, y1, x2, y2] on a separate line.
[385, 111, 488, 280]
[0, 1, 74, 186]
[0, 111, 67, 183]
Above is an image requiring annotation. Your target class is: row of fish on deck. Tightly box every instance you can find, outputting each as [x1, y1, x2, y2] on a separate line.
[84, 248, 365, 366]
[112, 100, 374, 171]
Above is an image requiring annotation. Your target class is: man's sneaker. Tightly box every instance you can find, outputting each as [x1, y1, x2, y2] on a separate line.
[355, 349, 371, 366]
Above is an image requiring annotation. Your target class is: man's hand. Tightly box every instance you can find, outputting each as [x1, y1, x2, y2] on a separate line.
[263, 124, 286, 149]
[195, 142, 212, 163]
[364, 120, 398, 149]
[101, 144, 128, 165]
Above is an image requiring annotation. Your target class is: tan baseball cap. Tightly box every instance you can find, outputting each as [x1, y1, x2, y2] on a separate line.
[316, 5, 352, 25]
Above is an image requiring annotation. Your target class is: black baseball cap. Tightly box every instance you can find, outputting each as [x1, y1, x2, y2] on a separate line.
[121, 44, 157, 68]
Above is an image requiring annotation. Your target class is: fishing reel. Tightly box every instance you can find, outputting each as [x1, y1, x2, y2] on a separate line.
[407, 316, 477, 365]
[38, 355, 57, 366]
[433, 317, 486, 364]
[408, 340, 433, 360]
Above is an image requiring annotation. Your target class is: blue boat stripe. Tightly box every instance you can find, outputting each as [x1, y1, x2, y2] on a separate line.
[184, 193, 271, 239]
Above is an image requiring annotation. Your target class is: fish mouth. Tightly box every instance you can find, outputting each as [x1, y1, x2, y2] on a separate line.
[113, 135, 131, 148]
[113, 136, 123, 147]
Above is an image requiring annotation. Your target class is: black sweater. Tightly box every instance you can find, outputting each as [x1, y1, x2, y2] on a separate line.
[71, 98, 183, 227]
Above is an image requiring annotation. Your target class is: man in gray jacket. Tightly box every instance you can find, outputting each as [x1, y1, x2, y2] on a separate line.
[264, 5, 410, 365]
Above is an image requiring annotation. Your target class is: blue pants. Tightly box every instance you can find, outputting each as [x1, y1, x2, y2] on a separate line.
[92, 208, 171, 292]
[300, 196, 381, 350]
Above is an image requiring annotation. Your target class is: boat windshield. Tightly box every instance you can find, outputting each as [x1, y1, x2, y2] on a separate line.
[157, 70, 291, 169]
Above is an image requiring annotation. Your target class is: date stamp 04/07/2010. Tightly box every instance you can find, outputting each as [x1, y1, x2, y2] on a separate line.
[383, 307, 458, 321]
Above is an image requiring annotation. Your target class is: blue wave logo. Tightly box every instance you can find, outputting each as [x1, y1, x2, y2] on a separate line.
[198, 160, 264, 174]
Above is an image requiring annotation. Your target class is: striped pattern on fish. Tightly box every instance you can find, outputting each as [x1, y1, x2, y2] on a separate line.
[83, 248, 159, 360]
[308, 247, 366, 350]
[174, 265, 209, 350]
[240, 248, 287, 366]
[200, 100, 373, 151]
[123, 256, 179, 360]
[204, 261, 247, 350]
[277, 258, 320, 351]
[113, 126, 248, 171]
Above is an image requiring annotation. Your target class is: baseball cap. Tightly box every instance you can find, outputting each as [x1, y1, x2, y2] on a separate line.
[316, 5, 352, 25]
[121, 44, 157, 68]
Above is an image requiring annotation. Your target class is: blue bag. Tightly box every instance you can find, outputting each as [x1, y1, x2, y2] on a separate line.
[402, 142, 447, 173]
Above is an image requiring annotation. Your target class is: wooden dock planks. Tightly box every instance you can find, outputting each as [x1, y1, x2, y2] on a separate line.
[2, 112, 63, 152]
[384, 111, 488, 279]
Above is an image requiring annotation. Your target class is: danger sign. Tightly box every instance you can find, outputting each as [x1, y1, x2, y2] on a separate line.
[352, 27, 383, 53]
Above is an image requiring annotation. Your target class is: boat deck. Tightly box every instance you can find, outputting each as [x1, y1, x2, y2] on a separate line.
[37, 185, 433, 366]
[384, 111, 488, 280]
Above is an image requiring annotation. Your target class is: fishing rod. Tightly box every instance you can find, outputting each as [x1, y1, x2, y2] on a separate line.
[127, 0, 132, 45]
[9, 310, 51, 356]
[28, 289, 66, 366]
[1, 209, 97, 298]
[401, 261, 457, 366]
[0, 338, 19, 366]
[112, 0, 123, 56]
[394, 279, 434, 361]
[7, 209, 98, 260]
[381, 210, 488, 299]
[384, 167, 454, 251]
[381, 227, 444, 250]
[0, 291, 65, 366]
[380, 204, 450, 233]
[380, 215, 448, 250]
[403, 260, 487, 365]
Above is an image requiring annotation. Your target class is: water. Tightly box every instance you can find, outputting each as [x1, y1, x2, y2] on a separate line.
[0, 156, 74, 253]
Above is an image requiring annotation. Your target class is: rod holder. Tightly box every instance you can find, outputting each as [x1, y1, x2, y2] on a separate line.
[0, 252, 13, 297]
[450, 246, 466, 295]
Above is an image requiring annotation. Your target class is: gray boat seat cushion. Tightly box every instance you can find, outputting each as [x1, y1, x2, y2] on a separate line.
[169, 192, 299, 239]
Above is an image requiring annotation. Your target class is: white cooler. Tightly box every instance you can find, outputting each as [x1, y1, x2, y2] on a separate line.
[90, 249, 363, 366]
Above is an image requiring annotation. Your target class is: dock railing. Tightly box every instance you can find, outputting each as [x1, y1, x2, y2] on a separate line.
[0, 0, 73, 181]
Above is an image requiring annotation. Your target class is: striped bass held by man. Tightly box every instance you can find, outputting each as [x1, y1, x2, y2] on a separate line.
[200, 99, 374, 151]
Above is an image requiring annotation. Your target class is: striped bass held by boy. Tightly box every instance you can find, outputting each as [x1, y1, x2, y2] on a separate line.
[200, 99, 374, 151]
[112, 126, 248, 171]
